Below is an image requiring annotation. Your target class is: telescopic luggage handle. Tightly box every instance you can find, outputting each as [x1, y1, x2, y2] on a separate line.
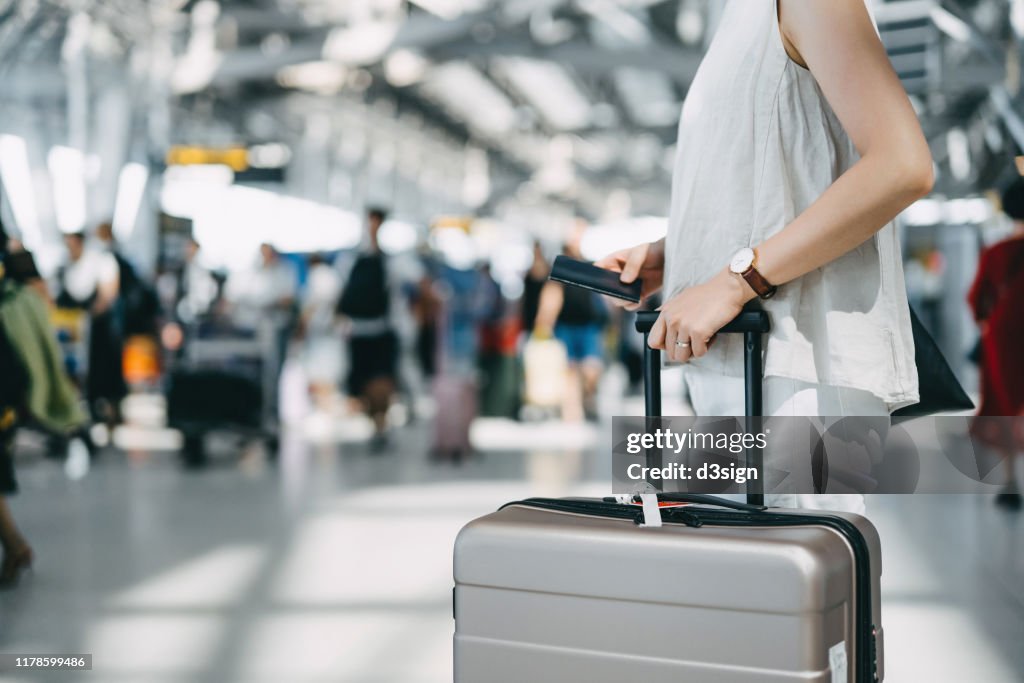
[634, 310, 769, 417]
[634, 309, 771, 505]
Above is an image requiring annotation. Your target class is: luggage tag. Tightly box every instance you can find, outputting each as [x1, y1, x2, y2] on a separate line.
[638, 493, 662, 528]
[828, 642, 848, 683]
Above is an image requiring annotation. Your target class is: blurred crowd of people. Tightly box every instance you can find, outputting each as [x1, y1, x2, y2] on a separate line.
[4, 181, 1024, 590]
[44, 207, 642, 465]
[194, 210, 641, 461]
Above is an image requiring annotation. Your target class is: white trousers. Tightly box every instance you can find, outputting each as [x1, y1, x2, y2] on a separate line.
[683, 368, 890, 515]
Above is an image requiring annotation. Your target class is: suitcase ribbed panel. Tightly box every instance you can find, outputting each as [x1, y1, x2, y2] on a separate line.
[456, 636, 838, 683]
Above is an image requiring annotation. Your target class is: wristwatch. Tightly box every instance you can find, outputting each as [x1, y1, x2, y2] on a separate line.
[729, 247, 778, 300]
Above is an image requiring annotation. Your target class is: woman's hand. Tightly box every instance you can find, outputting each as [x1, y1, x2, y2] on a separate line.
[649, 269, 755, 363]
[594, 239, 665, 311]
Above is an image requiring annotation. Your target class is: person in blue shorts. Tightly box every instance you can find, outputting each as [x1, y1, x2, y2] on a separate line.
[535, 239, 608, 422]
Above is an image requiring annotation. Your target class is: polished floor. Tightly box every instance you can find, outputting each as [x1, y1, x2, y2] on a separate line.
[1, 382, 1023, 682]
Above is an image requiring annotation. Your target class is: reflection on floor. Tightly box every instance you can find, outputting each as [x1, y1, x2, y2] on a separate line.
[1, 411, 1022, 682]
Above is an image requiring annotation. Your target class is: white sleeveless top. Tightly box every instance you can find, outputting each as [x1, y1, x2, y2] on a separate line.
[664, 0, 918, 410]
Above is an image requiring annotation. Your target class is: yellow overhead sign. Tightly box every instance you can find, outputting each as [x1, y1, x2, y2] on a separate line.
[431, 216, 474, 232]
[166, 146, 249, 172]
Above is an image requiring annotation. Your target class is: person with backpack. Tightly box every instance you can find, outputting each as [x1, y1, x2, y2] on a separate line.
[1, 219, 87, 585]
[95, 222, 160, 337]
[337, 208, 412, 451]
[0, 221, 37, 585]
[968, 178, 1024, 511]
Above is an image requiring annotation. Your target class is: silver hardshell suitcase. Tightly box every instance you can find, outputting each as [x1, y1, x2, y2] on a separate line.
[453, 310, 884, 682]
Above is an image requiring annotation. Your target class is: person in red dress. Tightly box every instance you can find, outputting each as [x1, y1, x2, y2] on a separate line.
[968, 179, 1024, 510]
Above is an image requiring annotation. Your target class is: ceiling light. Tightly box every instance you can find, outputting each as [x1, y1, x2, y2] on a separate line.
[248, 143, 292, 169]
[572, 135, 617, 172]
[112, 163, 149, 243]
[1012, 0, 1024, 39]
[580, 0, 651, 46]
[409, 0, 469, 20]
[494, 58, 592, 131]
[172, 0, 221, 95]
[533, 136, 576, 195]
[173, 51, 222, 95]
[378, 220, 420, 254]
[462, 148, 491, 208]
[420, 63, 517, 137]
[185, 186, 361, 269]
[903, 198, 943, 226]
[983, 122, 1003, 154]
[385, 50, 429, 87]
[579, 216, 668, 262]
[930, 6, 972, 44]
[277, 61, 348, 95]
[48, 146, 88, 234]
[323, 21, 400, 65]
[614, 69, 679, 127]
[160, 165, 234, 219]
[431, 226, 479, 270]
[946, 128, 971, 181]
[903, 197, 993, 226]
[676, 0, 704, 45]
[528, 9, 576, 46]
[0, 135, 42, 250]
[946, 197, 992, 225]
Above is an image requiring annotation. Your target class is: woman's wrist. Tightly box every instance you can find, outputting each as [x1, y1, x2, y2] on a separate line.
[714, 267, 758, 305]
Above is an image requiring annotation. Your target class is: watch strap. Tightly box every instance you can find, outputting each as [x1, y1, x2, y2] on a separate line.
[741, 265, 778, 300]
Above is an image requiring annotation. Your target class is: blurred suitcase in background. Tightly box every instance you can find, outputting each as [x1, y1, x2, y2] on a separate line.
[166, 368, 264, 466]
[521, 336, 567, 410]
[166, 369, 262, 430]
[432, 374, 477, 460]
[453, 310, 884, 682]
[166, 322, 280, 466]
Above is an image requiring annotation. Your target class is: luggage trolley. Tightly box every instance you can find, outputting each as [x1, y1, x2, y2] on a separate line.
[165, 319, 280, 466]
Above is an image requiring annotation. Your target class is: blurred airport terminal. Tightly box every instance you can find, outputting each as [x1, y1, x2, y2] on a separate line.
[0, 0, 1023, 681]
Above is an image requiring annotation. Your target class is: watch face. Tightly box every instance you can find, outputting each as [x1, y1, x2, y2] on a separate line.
[730, 247, 755, 274]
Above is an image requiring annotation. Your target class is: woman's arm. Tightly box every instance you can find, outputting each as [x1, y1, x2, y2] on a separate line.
[760, 0, 934, 284]
[652, 0, 934, 361]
